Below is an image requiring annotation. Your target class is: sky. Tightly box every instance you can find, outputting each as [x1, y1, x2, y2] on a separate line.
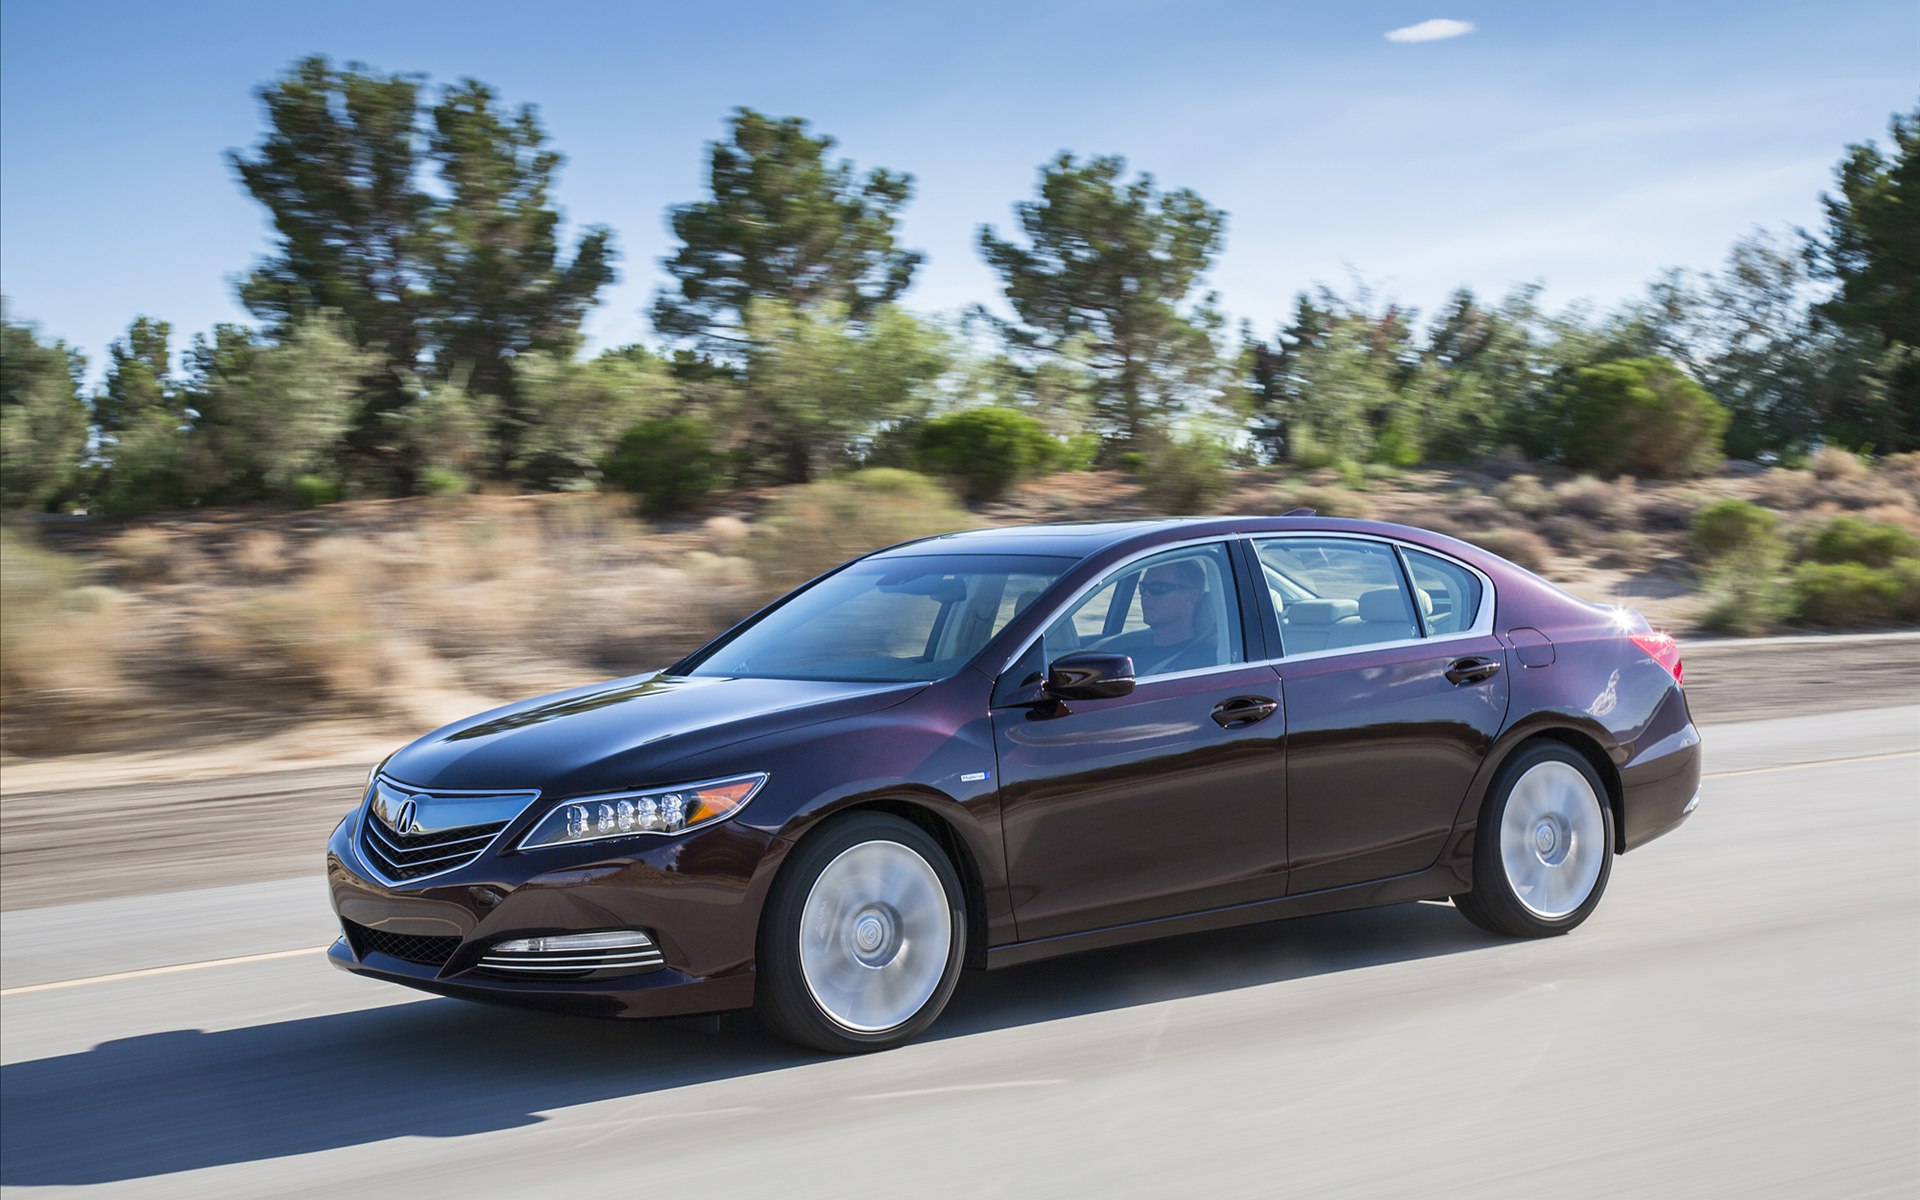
[2, 0, 1915, 383]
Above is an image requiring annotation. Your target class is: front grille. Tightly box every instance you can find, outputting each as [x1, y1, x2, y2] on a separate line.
[358, 816, 507, 882]
[346, 920, 462, 968]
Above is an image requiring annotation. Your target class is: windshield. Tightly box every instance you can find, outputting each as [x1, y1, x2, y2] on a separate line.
[682, 554, 1075, 683]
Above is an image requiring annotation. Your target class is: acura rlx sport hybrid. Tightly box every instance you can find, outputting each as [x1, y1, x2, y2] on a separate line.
[328, 516, 1701, 1052]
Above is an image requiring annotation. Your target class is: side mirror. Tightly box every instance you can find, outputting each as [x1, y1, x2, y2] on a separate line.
[1044, 651, 1136, 701]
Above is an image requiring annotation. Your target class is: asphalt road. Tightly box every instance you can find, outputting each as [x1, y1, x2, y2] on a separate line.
[1, 706, 1915, 1199]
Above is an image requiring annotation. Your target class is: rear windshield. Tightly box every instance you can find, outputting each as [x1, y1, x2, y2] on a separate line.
[682, 554, 1074, 683]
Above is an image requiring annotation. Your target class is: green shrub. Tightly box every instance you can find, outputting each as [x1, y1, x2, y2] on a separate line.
[1373, 410, 1423, 468]
[292, 475, 339, 508]
[1798, 515, 1919, 569]
[1556, 357, 1728, 479]
[603, 416, 722, 517]
[1697, 542, 1795, 636]
[916, 407, 1061, 502]
[859, 418, 924, 470]
[1791, 559, 1920, 627]
[1139, 436, 1231, 513]
[418, 467, 468, 496]
[1692, 499, 1780, 563]
[1056, 433, 1100, 472]
[746, 469, 972, 590]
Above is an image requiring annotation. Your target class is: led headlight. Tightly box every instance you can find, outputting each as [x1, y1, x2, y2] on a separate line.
[518, 773, 768, 850]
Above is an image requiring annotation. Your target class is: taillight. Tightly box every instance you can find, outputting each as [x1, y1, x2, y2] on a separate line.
[1630, 631, 1684, 685]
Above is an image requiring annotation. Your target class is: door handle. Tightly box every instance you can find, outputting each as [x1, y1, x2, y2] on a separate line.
[1211, 696, 1279, 728]
[1445, 656, 1502, 686]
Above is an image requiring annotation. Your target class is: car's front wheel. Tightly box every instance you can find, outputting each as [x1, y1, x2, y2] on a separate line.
[757, 812, 966, 1053]
[1455, 741, 1614, 937]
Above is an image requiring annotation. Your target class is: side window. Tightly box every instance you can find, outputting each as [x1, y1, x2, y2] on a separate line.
[1042, 543, 1244, 678]
[1402, 548, 1483, 636]
[931, 570, 1068, 662]
[1253, 537, 1421, 655]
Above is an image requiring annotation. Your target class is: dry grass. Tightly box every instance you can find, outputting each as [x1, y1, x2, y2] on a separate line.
[1754, 468, 1822, 511]
[1878, 452, 1920, 494]
[229, 530, 294, 581]
[746, 469, 972, 591]
[0, 530, 132, 751]
[1468, 528, 1553, 571]
[1856, 504, 1920, 538]
[1493, 474, 1555, 518]
[1553, 475, 1641, 527]
[1637, 489, 1706, 532]
[105, 525, 190, 583]
[4, 496, 769, 754]
[1258, 483, 1380, 520]
[1812, 446, 1868, 482]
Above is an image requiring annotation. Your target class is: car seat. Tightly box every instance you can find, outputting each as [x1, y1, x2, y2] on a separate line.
[1280, 598, 1360, 652]
[1323, 587, 1430, 650]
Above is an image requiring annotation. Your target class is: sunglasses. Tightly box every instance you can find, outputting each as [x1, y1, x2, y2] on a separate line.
[1140, 580, 1196, 597]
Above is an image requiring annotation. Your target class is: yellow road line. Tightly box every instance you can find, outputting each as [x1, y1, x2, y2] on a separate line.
[0, 945, 331, 997]
[4, 749, 1916, 998]
[1703, 749, 1918, 780]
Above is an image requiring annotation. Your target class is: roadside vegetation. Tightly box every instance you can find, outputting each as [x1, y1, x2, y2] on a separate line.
[1, 59, 1916, 758]
[4, 450, 1917, 758]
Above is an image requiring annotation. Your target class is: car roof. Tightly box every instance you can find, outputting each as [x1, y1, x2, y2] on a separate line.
[869, 519, 1184, 559]
[867, 515, 1484, 564]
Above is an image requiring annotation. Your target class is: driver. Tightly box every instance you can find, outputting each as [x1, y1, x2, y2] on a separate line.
[1096, 558, 1220, 676]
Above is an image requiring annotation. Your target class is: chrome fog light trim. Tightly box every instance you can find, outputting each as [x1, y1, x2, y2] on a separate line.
[477, 930, 665, 975]
[491, 931, 655, 954]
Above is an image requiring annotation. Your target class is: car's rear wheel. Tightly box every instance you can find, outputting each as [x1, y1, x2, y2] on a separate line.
[1455, 741, 1614, 937]
[757, 812, 966, 1053]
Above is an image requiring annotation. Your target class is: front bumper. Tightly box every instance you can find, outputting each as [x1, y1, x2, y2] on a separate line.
[326, 812, 789, 1018]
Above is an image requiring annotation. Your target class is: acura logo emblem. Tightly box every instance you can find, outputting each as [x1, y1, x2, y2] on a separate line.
[393, 798, 418, 835]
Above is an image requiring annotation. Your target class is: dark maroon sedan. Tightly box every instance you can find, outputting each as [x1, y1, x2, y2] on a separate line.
[328, 516, 1701, 1052]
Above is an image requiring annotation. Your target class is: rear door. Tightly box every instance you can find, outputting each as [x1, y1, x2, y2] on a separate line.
[1249, 536, 1509, 895]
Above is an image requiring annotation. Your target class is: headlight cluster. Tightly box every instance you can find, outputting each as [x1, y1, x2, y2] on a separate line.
[518, 773, 767, 850]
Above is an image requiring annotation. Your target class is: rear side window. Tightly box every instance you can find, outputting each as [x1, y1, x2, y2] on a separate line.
[1402, 548, 1484, 635]
[1253, 537, 1420, 655]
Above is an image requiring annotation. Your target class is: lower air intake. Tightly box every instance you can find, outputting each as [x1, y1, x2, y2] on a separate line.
[346, 920, 462, 968]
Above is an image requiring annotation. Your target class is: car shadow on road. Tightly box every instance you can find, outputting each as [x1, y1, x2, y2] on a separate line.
[0, 902, 1496, 1186]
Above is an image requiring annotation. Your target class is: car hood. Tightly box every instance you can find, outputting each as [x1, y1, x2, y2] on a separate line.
[380, 672, 924, 796]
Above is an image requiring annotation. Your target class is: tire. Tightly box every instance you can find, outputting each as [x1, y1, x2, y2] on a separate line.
[1454, 741, 1614, 938]
[756, 812, 967, 1054]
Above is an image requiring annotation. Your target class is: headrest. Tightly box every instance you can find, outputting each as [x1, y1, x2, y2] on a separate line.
[1191, 598, 1218, 632]
[1415, 588, 1434, 616]
[1358, 587, 1413, 623]
[1288, 598, 1359, 625]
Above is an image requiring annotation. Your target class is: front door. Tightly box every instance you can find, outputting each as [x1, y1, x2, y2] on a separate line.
[991, 542, 1289, 941]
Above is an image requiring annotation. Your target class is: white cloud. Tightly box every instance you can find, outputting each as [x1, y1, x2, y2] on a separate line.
[1384, 18, 1476, 44]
